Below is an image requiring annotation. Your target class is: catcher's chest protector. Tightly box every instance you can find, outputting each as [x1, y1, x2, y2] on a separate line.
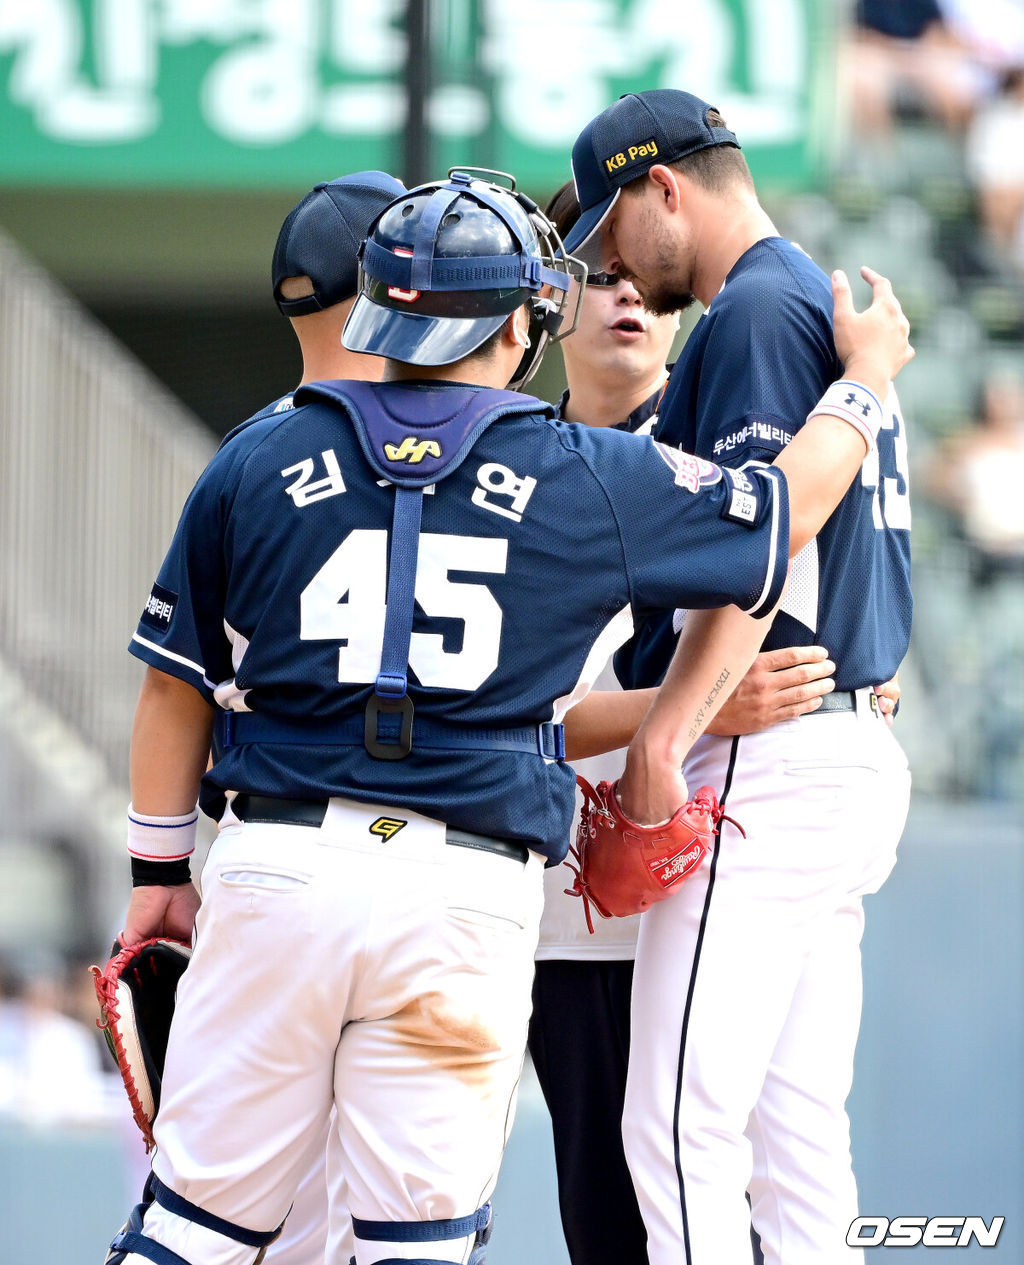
[293, 380, 549, 762]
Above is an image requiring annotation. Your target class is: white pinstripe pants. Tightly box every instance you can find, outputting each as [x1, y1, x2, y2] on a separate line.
[624, 703, 911, 1265]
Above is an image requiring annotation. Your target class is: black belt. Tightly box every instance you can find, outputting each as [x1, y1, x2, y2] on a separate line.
[231, 795, 529, 865]
[811, 690, 876, 714]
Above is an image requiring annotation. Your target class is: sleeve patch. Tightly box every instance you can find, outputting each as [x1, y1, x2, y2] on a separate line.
[713, 421, 793, 458]
[140, 582, 178, 632]
[652, 441, 722, 492]
[722, 468, 761, 525]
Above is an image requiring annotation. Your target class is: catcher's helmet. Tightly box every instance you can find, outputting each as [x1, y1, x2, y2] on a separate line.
[342, 168, 585, 389]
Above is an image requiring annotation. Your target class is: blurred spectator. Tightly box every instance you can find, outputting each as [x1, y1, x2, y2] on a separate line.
[942, 0, 1024, 82]
[925, 374, 1024, 799]
[844, 0, 981, 136]
[966, 66, 1024, 269]
[926, 373, 1024, 579]
[0, 954, 119, 1127]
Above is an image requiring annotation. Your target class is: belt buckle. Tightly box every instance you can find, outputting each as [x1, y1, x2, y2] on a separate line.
[364, 694, 414, 760]
[538, 722, 566, 760]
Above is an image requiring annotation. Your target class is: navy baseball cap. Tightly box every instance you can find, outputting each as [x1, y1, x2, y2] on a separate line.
[564, 90, 740, 258]
[272, 170, 405, 316]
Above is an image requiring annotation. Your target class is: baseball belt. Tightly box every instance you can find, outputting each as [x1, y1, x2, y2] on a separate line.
[809, 689, 879, 715]
[231, 794, 530, 865]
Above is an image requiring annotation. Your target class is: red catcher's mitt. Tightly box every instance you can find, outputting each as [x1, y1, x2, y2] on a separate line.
[90, 937, 191, 1151]
[566, 776, 741, 933]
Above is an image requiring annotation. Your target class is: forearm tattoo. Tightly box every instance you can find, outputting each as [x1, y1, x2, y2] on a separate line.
[687, 668, 732, 741]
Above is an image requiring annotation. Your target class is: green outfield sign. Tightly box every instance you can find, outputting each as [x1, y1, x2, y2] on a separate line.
[0, 0, 833, 192]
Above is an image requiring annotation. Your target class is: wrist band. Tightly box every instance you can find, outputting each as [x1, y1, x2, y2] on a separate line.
[131, 856, 192, 887]
[127, 804, 199, 862]
[807, 379, 884, 450]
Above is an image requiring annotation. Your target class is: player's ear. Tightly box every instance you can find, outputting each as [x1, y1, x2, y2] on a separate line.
[648, 164, 683, 212]
[500, 307, 531, 351]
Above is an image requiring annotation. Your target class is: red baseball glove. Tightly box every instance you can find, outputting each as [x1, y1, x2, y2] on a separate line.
[90, 936, 191, 1151]
[565, 776, 740, 933]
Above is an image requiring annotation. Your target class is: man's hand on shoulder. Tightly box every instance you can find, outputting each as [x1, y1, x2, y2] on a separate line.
[832, 266, 914, 399]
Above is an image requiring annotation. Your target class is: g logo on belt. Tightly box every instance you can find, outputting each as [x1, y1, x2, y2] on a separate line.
[370, 817, 407, 841]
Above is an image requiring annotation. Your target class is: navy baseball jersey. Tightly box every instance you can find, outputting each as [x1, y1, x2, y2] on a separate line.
[218, 392, 295, 448]
[130, 382, 789, 861]
[555, 370, 669, 436]
[616, 237, 912, 695]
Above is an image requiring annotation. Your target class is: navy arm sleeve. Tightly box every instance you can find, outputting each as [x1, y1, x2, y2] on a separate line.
[128, 449, 241, 700]
[565, 425, 790, 620]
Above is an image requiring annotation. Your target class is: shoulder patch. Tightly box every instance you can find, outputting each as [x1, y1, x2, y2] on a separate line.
[722, 467, 761, 525]
[652, 442, 722, 493]
[140, 583, 177, 632]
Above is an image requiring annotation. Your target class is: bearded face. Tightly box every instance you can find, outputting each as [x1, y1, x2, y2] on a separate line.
[602, 187, 697, 317]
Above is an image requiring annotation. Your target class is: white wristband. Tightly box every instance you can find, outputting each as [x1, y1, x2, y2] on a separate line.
[807, 379, 884, 450]
[127, 804, 199, 861]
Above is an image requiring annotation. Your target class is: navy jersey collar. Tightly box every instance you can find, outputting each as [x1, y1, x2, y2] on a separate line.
[557, 371, 671, 435]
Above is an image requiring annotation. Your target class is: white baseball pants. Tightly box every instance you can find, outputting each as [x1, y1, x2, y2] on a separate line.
[624, 697, 911, 1265]
[260, 1111, 335, 1265]
[128, 798, 544, 1265]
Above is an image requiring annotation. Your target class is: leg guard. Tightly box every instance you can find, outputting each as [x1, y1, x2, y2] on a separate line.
[105, 1175, 284, 1265]
[106, 1174, 175, 1265]
[105, 1200, 191, 1265]
[466, 1209, 492, 1265]
[353, 1203, 492, 1265]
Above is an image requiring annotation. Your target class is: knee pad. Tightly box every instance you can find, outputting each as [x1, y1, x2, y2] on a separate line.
[105, 1200, 191, 1265]
[467, 1209, 492, 1265]
[106, 1178, 185, 1265]
[354, 1202, 492, 1265]
[105, 1174, 284, 1265]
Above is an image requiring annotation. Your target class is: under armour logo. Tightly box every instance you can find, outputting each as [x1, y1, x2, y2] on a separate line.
[383, 436, 442, 464]
[369, 817, 407, 841]
[845, 391, 871, 417]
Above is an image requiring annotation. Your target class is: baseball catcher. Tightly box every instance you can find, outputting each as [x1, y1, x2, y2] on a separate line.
[566, 776, 739, 933]
[91, 936, 192, 1150]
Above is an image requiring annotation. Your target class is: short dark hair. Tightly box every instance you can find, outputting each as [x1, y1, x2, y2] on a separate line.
[545, 180, 580, 241]
[465, 320, 508, 364]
